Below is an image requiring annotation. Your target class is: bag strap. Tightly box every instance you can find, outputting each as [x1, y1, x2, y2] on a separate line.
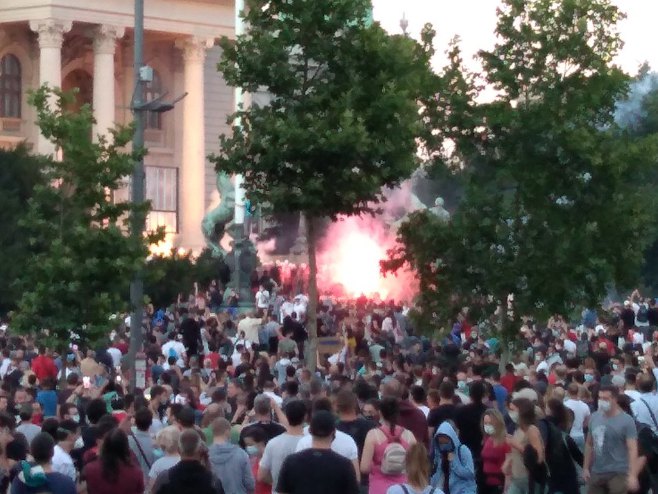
[641, 398, 658, 430]
[129, 429, 152, 469]
[400, 485, 410, 494]
[380, 425, 401, 442]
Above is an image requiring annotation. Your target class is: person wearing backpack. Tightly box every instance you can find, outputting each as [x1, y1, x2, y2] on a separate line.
[386, 443, 443, 494]
[429, 421, 476, 494]
[11, 433, 76, 494]
[361, 397, 415, 494]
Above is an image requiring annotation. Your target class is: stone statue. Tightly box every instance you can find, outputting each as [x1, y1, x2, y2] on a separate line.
[429, 196, 450, 223]
[201, 171, 235, 257]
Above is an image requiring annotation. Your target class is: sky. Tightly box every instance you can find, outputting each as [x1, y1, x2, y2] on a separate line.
[372, 0, 658, 75]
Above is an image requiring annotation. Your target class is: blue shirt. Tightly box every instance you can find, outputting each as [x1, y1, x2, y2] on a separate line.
[36, 389, 58, 418]
[493, 384, 508, 413]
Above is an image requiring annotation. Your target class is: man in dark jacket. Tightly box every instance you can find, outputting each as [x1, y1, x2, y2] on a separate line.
[153, 429, 224, 494]
[179, 309, 202, 358]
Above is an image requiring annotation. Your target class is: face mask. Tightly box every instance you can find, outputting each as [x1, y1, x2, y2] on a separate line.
[71, 415, 80, 424]
[74, 437, 84, 449]
[245, 445, 259, 457]
[438, 443, 454, 453]
[612, 364, 619, 371]
[484, 424, 496, 435]
[153, 448, 164, 459]
[598, 400, 612, 413]
[457, 381, 467, 390]
[509, 411, 519, 424]
[584, 374, 594, 383]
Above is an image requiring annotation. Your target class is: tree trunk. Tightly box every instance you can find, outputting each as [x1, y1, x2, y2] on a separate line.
[305, 213, 319, 372]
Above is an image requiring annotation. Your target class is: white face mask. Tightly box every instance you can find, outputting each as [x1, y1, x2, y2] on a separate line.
[598, 400, 612, 413]
[74, 436, 84, 449]
[509, 410, 519, 424]
[484, 424, 496, 435]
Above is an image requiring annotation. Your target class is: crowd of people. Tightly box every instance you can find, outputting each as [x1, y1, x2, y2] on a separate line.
[0, 279, 658, 494]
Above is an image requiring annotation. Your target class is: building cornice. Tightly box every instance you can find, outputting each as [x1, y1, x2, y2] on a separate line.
[2, 0, 234, 39]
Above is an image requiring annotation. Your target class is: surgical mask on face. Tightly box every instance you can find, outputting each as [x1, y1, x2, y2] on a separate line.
[612, 364, 619, 371]
[484, 424, 496, 435]
[584, 374, 594, 383]
[245, 445, 259, 457]
[598, 400, 611, 413]
[509, 410, 519, 424]
[71, 415, 80, 424]
[457, 381, 467, 390]
[74, 437, 84, 449]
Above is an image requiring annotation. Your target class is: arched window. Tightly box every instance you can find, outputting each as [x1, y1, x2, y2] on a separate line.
[0, 54, 21, 118]
[145, 70, 162, 130]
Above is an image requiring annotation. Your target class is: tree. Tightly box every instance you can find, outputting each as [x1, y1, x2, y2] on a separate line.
[0, 145, 48, 314]
[12, 86, 159, 349]
[385, 0, 658, 340]
[212, 0, 435, 368]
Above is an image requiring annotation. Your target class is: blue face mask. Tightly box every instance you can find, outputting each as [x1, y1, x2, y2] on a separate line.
[438, 442, 454, 453]
[584, 374, 594, 383]
[245, 445, 259, 457]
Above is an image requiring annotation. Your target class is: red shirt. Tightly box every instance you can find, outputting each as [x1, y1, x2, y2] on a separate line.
[115, 342, 129, 355]
[481, 436, 511, 486]
[83, 458, 144, 494]
[31, 355, 58, 382]
[207, 352, 220, 369]
[500, 373, 519, 393]
[252, 460, 272, 494]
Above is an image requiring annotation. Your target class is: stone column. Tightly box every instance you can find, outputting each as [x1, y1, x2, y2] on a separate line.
[29, 19, 72, 156]
[175, 37, 213, 252]
[92, 26, 124, 141]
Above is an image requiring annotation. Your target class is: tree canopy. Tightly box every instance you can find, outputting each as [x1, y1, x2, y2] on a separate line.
[12, 86, 159, 347]
[385, 0, 658, 337]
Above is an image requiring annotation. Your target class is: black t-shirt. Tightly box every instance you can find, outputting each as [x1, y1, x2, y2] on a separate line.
[427, 404, 458, 430]
[621, 308, 636, 329]
[454, 403, 488, 459]
[239, 421, 286, 448]
[648, 307, 658, 327]
[336, 418, 376, 459]
[277, 448, 359, 494]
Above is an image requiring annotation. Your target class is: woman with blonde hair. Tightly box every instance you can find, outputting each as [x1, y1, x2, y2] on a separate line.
[147, 426, 181, 493]
[480, 409, 510, 494]
[386, 443, 443, 494]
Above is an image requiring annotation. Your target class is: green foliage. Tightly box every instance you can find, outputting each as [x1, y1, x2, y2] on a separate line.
[12, 86, 160, 347]
[144, 248, 229, 308]
[0, 145, 48, 314]
[385, 0, 658, 337]
[212, 0, 435, 218]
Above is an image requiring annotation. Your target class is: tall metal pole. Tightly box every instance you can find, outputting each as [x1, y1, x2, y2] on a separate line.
[128, 0, 146, 391]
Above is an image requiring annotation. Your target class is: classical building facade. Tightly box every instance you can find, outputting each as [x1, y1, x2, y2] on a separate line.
[0, 0, 236, 251]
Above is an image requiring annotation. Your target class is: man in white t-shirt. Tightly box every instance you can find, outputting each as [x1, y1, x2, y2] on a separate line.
[161, 334, 186, 367]
[564, 382, 590, 451]
[255, 285, 270, 313]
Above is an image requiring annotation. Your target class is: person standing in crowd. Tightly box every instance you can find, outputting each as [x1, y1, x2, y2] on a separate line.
[361, 397, 416, 494]
[31, 347, 57, 383]
[239, 395, 286, 447]
[277, 410, 359, 494]
[128, 407, 155, 484]
[427, 382, 458, 439]
[148, 426, 181, 493]
[243, 426, 271, 494]
[564, 382, 590, 452]
[51, 420, 80, 483]
[153, 429, 225, 494]
[505, 398, 545, 494]
[584, 385, 640, 494]
[480, 409, 510, 494]
[83, 428, 145, 494]
[209, 417, 255, 494]
[259, 400, 306, 494]
[381, 380, 428, 446]
[11, 432, 77, 494]
[386, 443, 441, 494]
[430, 421, 476, 494]
[454, 380, 488, 470]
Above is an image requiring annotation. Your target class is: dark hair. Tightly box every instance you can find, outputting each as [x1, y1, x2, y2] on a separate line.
[31, 432, 55, 464]
[59, 403, 77, 419]
[176, 406, 196, 428]
[598, 384, 620, 397]
[284, 400, 306, 427]
[56, 419, 79, 442]
[282, 381, 299, 397]
[335, 390, 358, 414]
[312, 397, 333, 414]
[40, 418, 59, 441]
[134, 408, 153, 432]
[511, 398, 536, 428]
[410, 385, 426, 404]
[211, 388, 227, 403]
[546, 398, 569, 432]
[439, 381, 455, 399]
[150, 385, 165, 401]
[380, 397, 399, 434]
[95, 415, 119, 443]
[470, 381, 486, 403]
[242, 424, 267, 445]
[85, 399, 108, 425]
[637, 374, 655, 394]
[100, 429, 132, 482]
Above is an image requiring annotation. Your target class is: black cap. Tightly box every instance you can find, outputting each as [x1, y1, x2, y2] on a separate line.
[309, 410, 335, 438]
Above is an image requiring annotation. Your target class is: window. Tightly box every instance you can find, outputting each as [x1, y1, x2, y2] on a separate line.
[145, 71, 162, 130]
[145, 166, 178, 233]
[0, 54, 21, 118]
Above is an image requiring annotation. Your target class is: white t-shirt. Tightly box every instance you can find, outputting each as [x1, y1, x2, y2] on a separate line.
[625, 389, 642, 402]
[295, 428, 358, 460]
[563, 339, 577, 355]
[52, 445, 76, 482]
[161, 340, 186, 367]
[564, 398, 590, 438]
[263, 390, 283, 406]
[107, 347, 122, 368]
[149, 455, 181, 480]
[260, 433, 303, 494]
[416, 404, 430, 418]
[256, 290, 270, 309]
